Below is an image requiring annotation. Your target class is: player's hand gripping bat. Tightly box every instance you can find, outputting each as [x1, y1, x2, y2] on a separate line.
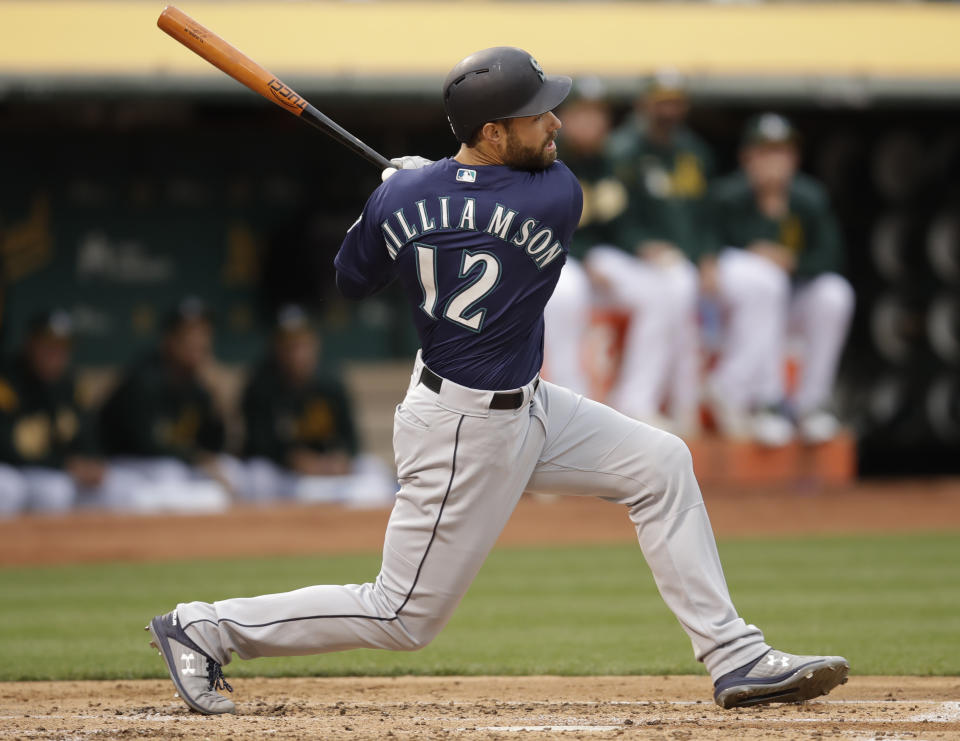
[157, 5, 392, 171]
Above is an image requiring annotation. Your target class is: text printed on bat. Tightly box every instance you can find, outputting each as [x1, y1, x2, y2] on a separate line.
[267, 79, 308, 112]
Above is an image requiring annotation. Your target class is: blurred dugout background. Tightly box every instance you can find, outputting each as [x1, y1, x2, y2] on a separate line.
[1, 1, 960, 477]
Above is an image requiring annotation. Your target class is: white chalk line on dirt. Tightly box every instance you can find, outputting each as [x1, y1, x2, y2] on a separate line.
[463, 726, 621, 733]
[460, 716, 959, 733]
[0, 714, 182, 721]
[390, 699, 952, 708]
[908, 700, 960, 722]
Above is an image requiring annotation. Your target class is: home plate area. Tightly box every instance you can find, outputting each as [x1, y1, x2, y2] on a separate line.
[2, 676, 959, 740]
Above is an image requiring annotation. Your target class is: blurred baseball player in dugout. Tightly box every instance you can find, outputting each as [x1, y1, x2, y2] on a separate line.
[99, 297, 236, 511]
[0, 310, 130, 514]
[542, 77, 625, 395]
[238, 304, 396, 506]
[703, 113, 854, 446]
[546, 71, 710, 434]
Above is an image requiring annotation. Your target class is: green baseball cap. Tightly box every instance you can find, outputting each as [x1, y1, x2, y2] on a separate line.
[274, 304, 316, 336]
[27, 308, 73, 340]
[565, 76, 608, 105]
[163, 295, 213, 332]
[741, 112, 798, 148]
[644, 68, 687, 102]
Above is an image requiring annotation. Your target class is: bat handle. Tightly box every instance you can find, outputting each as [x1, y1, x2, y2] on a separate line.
[301, 105, 394, 171]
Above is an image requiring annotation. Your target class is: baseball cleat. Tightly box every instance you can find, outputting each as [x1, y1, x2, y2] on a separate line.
[714, 649, 849, 709]
[146, 610, 235, 715]
[798, 409, 842, 445]
[751, 407, 795, 448]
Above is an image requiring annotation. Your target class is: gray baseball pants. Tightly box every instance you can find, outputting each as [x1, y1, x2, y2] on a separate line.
[179, 352, 769, 680]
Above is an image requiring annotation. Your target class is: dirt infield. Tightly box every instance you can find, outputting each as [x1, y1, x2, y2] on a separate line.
[2, 479, 960, 566]
[3, 482, 958, 739]
[2, 676, 958, 740]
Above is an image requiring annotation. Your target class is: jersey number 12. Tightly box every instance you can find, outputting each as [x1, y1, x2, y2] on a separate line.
[415, 243, 501, 332]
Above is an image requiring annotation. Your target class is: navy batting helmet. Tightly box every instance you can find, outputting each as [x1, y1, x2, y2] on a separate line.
[442, 47, 572, 143]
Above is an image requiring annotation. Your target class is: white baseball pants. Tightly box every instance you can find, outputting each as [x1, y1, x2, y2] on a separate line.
[100, 457, 232, 514]
[710, 249, 855, 413]
[236, 455, 398, 508]
[583, 247, 700, 426]
[0, 464, 29, 516]
[0, 464, 147, 515]
[179, 353, 769, 681]
[542, 257, 592, 395]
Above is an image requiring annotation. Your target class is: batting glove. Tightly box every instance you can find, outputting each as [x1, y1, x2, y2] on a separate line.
[381, 155, 434, 182]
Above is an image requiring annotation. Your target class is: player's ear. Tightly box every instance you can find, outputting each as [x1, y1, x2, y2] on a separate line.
[480, 121, 503, 145]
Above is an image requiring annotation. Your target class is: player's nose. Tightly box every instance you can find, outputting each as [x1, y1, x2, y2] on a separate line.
[547, 110, 562, 130]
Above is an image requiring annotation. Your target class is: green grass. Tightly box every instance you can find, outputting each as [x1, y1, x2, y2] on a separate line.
[1, 534, 958, 681]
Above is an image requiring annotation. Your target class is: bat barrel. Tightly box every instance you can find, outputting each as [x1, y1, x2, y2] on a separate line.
[157, 5, 393, 172]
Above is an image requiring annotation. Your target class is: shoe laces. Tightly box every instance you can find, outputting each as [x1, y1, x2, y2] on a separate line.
[207, 662, 233, 694]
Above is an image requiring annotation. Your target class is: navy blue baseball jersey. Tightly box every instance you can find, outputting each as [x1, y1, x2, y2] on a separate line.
[334, 157, 583, 390]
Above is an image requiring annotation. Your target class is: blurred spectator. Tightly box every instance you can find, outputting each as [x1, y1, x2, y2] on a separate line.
[99, 297, 234, 511]
[582, 70, 709, 432]
[703, 113, 855, 445]
[0, 310, 123, 515]
[238, 305, 396, 506]
[544, 78, 625, 394]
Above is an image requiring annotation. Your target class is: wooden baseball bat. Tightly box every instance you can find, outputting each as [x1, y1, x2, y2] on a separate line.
[157, 5, 392, 171]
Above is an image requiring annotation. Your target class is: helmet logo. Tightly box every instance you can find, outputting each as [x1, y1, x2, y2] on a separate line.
[758, 114, 790, 142]
[529, 56, 544, 83]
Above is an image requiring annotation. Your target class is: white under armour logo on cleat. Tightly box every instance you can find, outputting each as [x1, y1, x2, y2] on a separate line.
[181, 652, 196, 675]
[766, 654, 790, 669]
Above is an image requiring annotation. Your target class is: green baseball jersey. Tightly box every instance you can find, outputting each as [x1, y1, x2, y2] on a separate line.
[0, 356, 98, 468]
[242, 359, 358, 465]
[558, 146, 627, 260]
[100, 352, 225, 460]
[706, 171, 844, 278]
[605, 114, 715, 259]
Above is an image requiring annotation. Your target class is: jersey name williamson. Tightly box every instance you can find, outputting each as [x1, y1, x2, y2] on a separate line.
[380, 198, 564, 270]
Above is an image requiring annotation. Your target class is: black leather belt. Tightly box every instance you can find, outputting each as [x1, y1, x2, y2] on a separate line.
[419, 366, 537, 410]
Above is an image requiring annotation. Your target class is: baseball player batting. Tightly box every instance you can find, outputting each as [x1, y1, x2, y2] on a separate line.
[147, 47, 849, 714]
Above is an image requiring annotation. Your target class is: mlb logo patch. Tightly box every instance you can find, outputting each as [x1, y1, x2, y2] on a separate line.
[456, 168, 477, 183]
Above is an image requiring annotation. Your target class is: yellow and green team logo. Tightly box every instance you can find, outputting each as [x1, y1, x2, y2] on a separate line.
[156, 407, 202, 447]
[671, 153, 707, 198]
[779, 215, 805, 254]
[14, 413, 51, 460]
[0, 379, 19, 412]
[296, 399, 335, 443]
[642, 153, 706, 199]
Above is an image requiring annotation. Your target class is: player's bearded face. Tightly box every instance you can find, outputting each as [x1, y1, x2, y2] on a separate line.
[501, 113, 561, 171]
